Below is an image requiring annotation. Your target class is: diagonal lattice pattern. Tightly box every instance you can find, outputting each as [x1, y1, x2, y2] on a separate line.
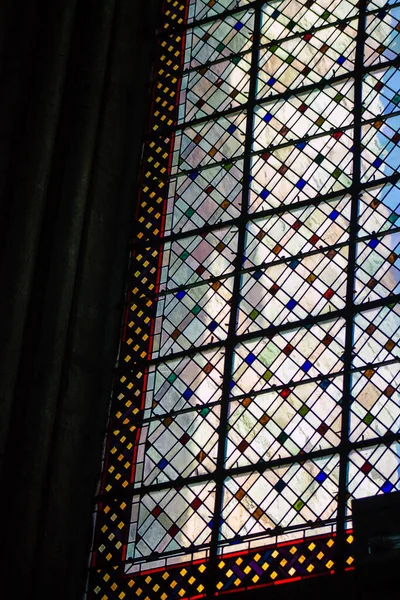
[87, 0, 400, 598]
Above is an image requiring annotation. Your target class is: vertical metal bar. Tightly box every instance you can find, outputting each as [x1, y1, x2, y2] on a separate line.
[335, 0, 367, 574]
[206, 3, 262, 597]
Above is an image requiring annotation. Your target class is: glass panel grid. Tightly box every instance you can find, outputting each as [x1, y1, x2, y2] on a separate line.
[87, 0, 400, 598]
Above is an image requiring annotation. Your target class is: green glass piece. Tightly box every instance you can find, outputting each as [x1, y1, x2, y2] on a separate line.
[224, 162, 233, 171]
[263, 370, 273, 382]
[322, 9, 330, 19]
[270, 44, 279, 53]
[285, 55, 294, 64]
[315, 153, 325, 165]
[259, 342, 280, 367]
[200, 407, 210, 417]
[389, 212, 399, 224]
[332, 167, 341, 179]
[287, 19, 296, 30]
[277, 431, 288, 444]
[185, 207, 195, 218]
[299, 405, 309, 417]
[392, 93, 400, 105]
[180, 250, 190, 260]
[250, 308, 259, 320]
[231, 55, 241, 65]
[363, 413, 374, 425]
[216, 42, 225, 53]
[167, 373, 178, 384]
[294, 499, 304, 511]
[192, 305, 201, 315]
[334, 93, 344, 103]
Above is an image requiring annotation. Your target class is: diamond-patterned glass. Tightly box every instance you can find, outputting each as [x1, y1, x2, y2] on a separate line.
[87, 0, 400, 598]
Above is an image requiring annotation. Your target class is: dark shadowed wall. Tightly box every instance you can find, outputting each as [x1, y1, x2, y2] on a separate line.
[0, 1, 160, 598]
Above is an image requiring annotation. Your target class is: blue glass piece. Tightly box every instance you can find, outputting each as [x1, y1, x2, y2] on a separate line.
[267, 77, 276, 86]
[286, 299, 297, 310]
[208, 321, 218, 332]
[289, 259, 299, 269]
[230, 380, 235, 390]
[316, 471, 328, 483]
[369, 238, 379, 249]
[253, 270, 263, 280]
[302, 360, 312, 372]
[337, 56, 346, 65]
[296, 141, 306, 150]
[319, 379, 331, 390]
[373, 157, 383, 168]
[189, 170, 199, 180]
[234, 21, 244, 31]
[272, 9, 280, 18]
[275, 480, 286, 493]
[176, 290, 186, 300]
[296, 178, 306, 189]
[263, 112, 273, 123]
[260, 189, 269, 199]
[183, 389, 193, 400]
[227, 124, 237, 134]
[330, 210, 339, 220]
[208, 517, 224, 529]
[382, 481, 394, 493]
[158, 458, 168, 470]
[245, 353, 256, 365]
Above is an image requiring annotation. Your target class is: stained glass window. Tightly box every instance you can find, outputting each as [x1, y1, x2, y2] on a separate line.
[87, 0, 400, 597]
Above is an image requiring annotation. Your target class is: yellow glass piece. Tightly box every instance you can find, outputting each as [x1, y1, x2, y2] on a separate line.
[226, 569, 233, 577]
[326, 560, 334, 569]
[236, 557, 243, 565]
[198, 564, 206, 573]
[298, 555, 305, 564]
[254, 553, 261, 562]
[119, 592, 125, 599]
[111, 584, 118, 591]
[308, 542, 316, 551]
[218, 561, 225, 569]
[262, 562, 269, 571]
[135, 590, 142, 597]
[128, 581, 134, 588]
[280, 559, 287, 567]
[162, 572, 169, 580]
[178, 589, 185, 597]
[347, 535, 354, 544]
[170, 580, 177, 589]
[290, 546, 297, 555]
[271, 550, 279, 558]
[216, 582, 223, 590]
[347, 556, 354, 565]
[317, 552, 324, 560]
[252, 575, 259, 583]
[153, 585, 159, 592]
[327, 539, 334, 547]
[197, 585, 204, 593]
[270, 571, 278, 580]
[161, 594, 167, 600]
[234, 578, 241, 586]
[244, 566, 251, 574]
[289, 568, 296, 576]
[188, 577, 195, 585]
